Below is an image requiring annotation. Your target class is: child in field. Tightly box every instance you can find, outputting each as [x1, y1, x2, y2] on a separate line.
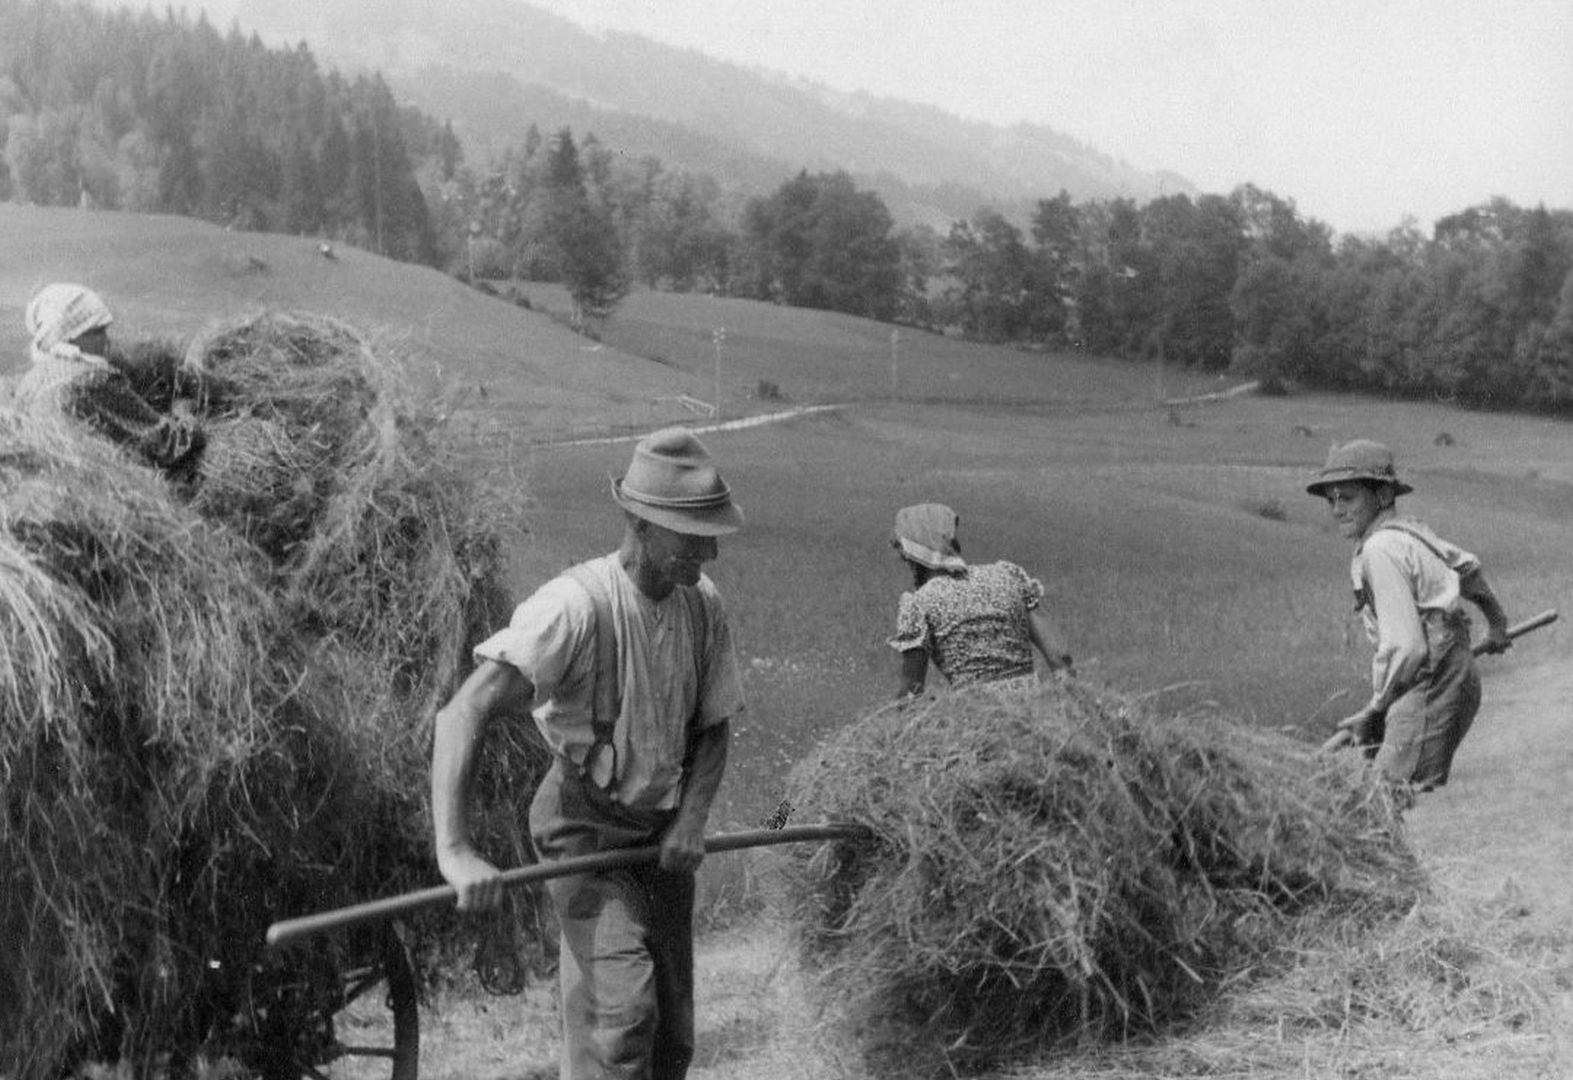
[887, 502, 1072, 697]
[1308, 440, 1512, 791]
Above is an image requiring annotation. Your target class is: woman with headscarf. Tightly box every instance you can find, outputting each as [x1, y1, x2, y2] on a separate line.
[887, 502, 1072, 698]
[13, 283, 203, 478]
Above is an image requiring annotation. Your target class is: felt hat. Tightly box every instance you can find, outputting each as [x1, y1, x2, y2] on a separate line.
[613, 427, 744, 536]
[892, 503, 966, 572]
[1305, 439, 1413, 497]
[26, 283, 113, 354]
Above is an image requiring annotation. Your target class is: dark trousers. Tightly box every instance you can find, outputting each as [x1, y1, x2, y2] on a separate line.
[1377, 611, 1482, 791]
[530, 765, 695, 1080]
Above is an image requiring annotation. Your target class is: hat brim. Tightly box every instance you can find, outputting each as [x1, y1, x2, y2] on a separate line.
[1306, 476, 1413, 498]
[614, 483, 744, 536]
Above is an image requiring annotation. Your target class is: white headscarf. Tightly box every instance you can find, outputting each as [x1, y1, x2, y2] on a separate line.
[25, 283, 114, 363]
[14, 284, 114, 414]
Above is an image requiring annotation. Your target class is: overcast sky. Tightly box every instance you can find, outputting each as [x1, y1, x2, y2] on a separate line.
[525, 0, 1573, 236]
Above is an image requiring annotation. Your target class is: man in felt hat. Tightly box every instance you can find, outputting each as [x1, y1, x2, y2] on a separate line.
[432, 426, 745, 1080]
[1307, 439, 1511, 791]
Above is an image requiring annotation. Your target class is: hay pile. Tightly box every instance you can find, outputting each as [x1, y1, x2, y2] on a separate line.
[775, 679, 1424, 1078]
[0, 312, 539, 1078]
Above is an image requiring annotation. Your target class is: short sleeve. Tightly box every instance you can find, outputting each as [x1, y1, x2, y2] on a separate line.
[887, 591, 929, 653]
[1001, 561, 1045, 610]
[473, 575, 593, 699]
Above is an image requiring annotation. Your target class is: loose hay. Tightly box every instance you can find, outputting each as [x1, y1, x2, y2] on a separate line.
[774, 679, 1425, 1078]
[0, 312, 540, 1078]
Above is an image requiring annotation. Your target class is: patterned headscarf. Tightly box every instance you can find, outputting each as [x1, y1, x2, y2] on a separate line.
[892, 503, 966, 572]
[26, 283, 114, 356]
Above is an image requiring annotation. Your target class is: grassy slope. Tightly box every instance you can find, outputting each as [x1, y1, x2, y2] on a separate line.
[10, 206, 1570, 1078]
[13, 204, 1563, 840]
[0, 204, 714, 442]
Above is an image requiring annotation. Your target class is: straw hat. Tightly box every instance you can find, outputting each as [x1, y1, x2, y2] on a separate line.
[612, 427, 744, 536]
[892, 503, 966, 572]
[1305, 439, 1413, 497]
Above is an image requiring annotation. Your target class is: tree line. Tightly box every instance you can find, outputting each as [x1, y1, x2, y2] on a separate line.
[1, 0, 446, 261]
[5, 0, 1571, 412]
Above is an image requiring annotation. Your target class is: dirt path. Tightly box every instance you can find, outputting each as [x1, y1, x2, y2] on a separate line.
[1403, 651, 1573, 1050]
[1405, 654, 1573, 928]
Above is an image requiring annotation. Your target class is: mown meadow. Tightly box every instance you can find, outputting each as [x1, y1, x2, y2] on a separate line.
[492, 291, 1571, 913]
[5, 207, 1567, 1078]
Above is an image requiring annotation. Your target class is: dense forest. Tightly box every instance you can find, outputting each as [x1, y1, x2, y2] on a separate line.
[5, 0, 1571, 411]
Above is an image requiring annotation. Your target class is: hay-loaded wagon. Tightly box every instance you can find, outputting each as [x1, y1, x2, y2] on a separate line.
[0, 312, 538, 1080]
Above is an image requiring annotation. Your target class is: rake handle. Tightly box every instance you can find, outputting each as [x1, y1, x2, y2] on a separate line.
[1320, 607, 1558, 752]
[264, 822, 869, 950]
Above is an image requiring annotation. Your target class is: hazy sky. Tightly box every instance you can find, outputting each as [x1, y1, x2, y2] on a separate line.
[526, 0, 1573, 235]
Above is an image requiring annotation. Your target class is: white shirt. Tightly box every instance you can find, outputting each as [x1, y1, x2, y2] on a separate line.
[475, 553, 744, 810]
[1351, 513, 1480, 710]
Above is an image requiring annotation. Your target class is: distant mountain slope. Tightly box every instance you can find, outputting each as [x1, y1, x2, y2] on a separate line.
[213, 0, 1194, 225]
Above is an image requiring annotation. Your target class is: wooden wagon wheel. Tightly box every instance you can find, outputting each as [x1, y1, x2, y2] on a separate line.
[313, 923, 419, 1080]
[255, 923, 419, 1080]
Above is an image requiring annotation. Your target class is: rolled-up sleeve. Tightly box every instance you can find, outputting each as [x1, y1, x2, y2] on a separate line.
[473, 576, 591, 699]
[887, 591, 928, 653]
[1004, 561, 1045, 610]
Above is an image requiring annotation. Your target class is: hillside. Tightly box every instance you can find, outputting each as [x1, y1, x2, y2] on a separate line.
[183, 0, 1193, 226]
[3, 204, 1230, 445]
[8, 197, 1570, 1080]
[0, 204, 715, 444]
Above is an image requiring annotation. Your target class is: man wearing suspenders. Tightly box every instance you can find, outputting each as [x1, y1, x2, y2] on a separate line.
[1307, 440, 1512, 792]
[432, 427, 745, 1079]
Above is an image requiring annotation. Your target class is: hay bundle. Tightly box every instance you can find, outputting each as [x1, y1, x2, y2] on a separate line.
[185, 312, 516, 719]
[0, 411, 299, 1074]
[183, 311, 393, 562]
[776, 679, 1422, 1077]
[184, 309, 379, 437]
[192, 414, 334, 560]
[0, 311, 535, 1078]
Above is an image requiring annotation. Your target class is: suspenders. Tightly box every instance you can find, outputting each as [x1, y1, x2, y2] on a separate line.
[560, 562, 709, 796]
[1353, 521, 1461, 613]
[563, 563, 621, 793]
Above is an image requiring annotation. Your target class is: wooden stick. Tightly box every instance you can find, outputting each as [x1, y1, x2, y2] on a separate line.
[1320, 608, 1558, 753]
[265, 822, 870, 950]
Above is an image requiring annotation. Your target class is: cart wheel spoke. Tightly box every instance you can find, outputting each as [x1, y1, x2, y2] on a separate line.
[284, 923, 420, 1080]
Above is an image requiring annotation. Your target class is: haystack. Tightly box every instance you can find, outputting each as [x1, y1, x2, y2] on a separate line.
[0, 311, 539, 1079]
[775, 679, 1423, 1078]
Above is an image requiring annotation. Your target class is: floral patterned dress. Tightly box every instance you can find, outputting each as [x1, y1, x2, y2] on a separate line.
[888, 560, 1046, 688]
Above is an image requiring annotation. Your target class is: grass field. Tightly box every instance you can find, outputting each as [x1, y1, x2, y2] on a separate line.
[507, 393, 1569, 876]
[7, 206, 1569, 1078]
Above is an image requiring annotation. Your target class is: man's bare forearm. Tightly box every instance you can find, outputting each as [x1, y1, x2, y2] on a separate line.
[432, 661, 529, 861]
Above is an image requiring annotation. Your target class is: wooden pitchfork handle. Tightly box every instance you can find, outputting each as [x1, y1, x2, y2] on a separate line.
[1320, 608, 1559, 753]
[264, 822, 871, 950]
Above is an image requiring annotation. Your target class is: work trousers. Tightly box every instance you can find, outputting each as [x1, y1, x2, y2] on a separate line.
[1375, 610, 1482, 791]
[530, 764, 696, 1080]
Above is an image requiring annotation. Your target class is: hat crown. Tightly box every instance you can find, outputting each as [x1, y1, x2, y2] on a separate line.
[613, 427, 743, 535]
[1306, 439, 1413, 496]
[621, 429, 730, 507]
[1322, 439, 1397, 478]
[1321, 440, 1396, 481]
